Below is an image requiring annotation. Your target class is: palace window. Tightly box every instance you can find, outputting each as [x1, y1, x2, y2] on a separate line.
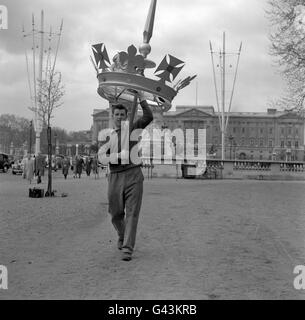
[288, 128, 292, 135]
[295, 141, 299, 148]
[269, 127, 273, 134]
[281, 128, 284, 135]
[250, 138, 254, 146]
[287, 141, 291, 147]
[268, 140, 273, 147]
[280, 141, 284, 148]
[242, 128, 245, 134]
[260, 128, 263, 134]
[259, 138, 264, 146]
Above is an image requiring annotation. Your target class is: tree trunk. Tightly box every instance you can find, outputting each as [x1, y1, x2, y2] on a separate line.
[47, 126, 53, 196]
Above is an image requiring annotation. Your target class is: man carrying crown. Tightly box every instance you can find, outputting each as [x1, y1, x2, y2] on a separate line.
[98, 91, 153, 261]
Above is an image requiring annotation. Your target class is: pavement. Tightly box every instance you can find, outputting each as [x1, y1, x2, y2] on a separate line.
[0, 169, 305, 299]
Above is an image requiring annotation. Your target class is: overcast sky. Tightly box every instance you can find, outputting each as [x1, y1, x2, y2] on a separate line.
[0, 0, 285, 132]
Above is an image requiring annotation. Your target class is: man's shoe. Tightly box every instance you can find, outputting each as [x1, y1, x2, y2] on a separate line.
[117, 239, 123, 250]
[121, 252, 132, 261]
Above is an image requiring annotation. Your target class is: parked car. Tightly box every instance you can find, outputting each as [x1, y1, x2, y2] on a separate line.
[11, 161, 24, 175]
[0, 153, 10, 173]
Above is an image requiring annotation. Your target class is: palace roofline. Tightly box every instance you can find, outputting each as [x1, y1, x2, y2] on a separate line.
[92, 105, 302, 119]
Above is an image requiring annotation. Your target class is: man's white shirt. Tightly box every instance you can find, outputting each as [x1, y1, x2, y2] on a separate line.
[98, 121, 130, 165]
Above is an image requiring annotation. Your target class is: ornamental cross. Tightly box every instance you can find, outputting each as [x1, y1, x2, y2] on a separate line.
[92, 43, 110, 70]
[154, 54, 184, 83]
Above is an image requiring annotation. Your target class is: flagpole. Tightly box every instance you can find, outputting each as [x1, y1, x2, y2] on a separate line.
[36, 10, 44, 155]
[221, 31, 225, 161]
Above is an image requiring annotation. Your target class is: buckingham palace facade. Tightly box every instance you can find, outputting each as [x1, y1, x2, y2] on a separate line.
[92, 105, 305, 161]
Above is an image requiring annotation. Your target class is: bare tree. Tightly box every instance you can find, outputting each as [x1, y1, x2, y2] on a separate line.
[31, 70, 64, 127]
[30, 69, 64, 196]
[266, 0, 305, 111]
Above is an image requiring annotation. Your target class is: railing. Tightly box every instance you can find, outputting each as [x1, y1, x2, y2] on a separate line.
[233, 161, 271, 171]
[140, 158, 305, 180]
[279, 163, 305, 172]
[219, 160, 305, 179]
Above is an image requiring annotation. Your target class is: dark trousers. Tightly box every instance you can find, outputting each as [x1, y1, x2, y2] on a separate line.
[108, 166, 144, 253]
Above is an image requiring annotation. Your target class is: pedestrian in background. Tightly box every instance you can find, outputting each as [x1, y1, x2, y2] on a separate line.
[35, 153, 45, 184]
[72, 156, 77, 178]
[76, 155, 84, 178]
[91, 155, 99, 179]
[21, 156, 27, 179]
[62, 157, 70, 179]
[24, 154, 35, 184]
[85, 156, 92, 176]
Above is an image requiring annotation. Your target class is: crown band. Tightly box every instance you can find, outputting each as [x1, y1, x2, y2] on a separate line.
[97, 71, 177, 112]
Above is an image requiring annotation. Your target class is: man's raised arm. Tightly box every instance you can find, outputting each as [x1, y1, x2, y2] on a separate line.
[133, 92, 153, 129]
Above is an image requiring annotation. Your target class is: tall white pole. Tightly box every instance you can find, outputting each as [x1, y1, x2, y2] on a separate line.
[210, 34, 241, 160]
[196, 81, 198, 106]
[35, 10, 44, 155]
[209, 41, 222, 131]
[31, 14, 39, 155]
[221, 32, 226, 161]
[38, 10, 44, 99]
[225, 41, 242, 132]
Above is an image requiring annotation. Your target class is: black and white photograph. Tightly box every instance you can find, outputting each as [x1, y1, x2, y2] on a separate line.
[1, 0, 305, 305]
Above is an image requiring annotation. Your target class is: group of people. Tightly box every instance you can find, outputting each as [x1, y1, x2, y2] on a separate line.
[21, 154, 101, 183]
[71, 155, 100, 179]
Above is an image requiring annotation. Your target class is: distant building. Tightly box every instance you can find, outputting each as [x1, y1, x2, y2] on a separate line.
[91, 109, 110, 145]
[91, 105, 305, 161]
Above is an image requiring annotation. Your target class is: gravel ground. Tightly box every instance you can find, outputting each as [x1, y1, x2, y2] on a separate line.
[0, 169, 305, 300]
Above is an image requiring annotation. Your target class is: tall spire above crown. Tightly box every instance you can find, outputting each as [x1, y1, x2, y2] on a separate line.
[139, 0, 157, 58]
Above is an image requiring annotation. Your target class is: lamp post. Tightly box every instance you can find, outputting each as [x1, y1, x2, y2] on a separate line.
[233, 139, 237, 160]
[229, 134, 234, 160]
[54, 133, 59, 155]
[29, 120, 33, 155]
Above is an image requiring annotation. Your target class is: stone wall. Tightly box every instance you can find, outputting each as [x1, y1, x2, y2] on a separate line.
[146, 159, 305, 180]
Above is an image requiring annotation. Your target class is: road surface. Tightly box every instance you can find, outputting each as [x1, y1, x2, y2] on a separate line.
[0, 170, 305, 299]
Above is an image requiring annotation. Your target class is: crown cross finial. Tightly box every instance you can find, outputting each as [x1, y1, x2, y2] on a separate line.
[117, 45, 145, 74]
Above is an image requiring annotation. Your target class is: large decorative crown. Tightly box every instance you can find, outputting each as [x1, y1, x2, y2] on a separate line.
[91, 0, 196, 113]
[91, 43, 196, 112]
